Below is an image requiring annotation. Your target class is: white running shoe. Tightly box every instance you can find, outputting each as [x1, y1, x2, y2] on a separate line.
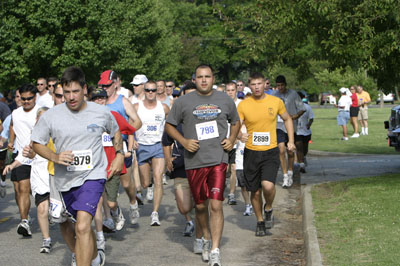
[243, 204, 253, 216]
[351, 133, 360, 138]
[282, 174, 289, 188]
[0, 180, 6, 198]
[17, 220, 32, 237]
[129, 203, 140, 225]
[40, 238, 52, 253]
[209, 248, 221, 266]
[150, 211, 160, 226]
[162, 174, 168, 185]
[96, 238, 105, 252]
[287, 171, 293, 187]
[194, 238, 203, 254]
[146, 186, 154, 201]
[341, 136, 349, 140]
[202, 238, 211, 262]
[112, 206, 126, 230]
[102, 218, 115, 233]
[98, 249, 106, 266]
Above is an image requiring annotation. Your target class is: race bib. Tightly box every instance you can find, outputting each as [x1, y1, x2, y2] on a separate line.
[252, 132, 270, 146]
[49, 197, 63, 218]
[67, 150, 93, 171]
[195, 120, 219, 141]
[144, 123, 159, 135]
[102, 133, 113, 147]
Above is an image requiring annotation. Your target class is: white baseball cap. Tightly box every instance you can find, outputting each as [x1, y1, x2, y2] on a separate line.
[130, 74, 148, 85]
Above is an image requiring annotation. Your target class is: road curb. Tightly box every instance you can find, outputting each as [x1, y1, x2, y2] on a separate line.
[302, 184, 323, 266]
[308, 150, 374, 157]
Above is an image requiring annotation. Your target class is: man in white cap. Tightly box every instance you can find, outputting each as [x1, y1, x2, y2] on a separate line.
[335, 87, 352, 140]
[129, 74, 148, 104]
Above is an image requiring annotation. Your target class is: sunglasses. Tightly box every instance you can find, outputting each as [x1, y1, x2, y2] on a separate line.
[166, 85, 174, 88]
[54, 93, 63, 99]
[37, 83, 45, 86]
[48, 84, 56, 88]
[101, 83, 113, 88]
[144, 88, 157, 93]
[21, 96, 35, 101]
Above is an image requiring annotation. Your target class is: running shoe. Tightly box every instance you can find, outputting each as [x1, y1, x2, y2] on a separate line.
[243, 204, 253, 216]
[40, 238, 52, 253]
[255, 221, 267, 237]
[111, 206, 126, 230]
[299, 163, 306, 173]
[136, 192, 144, 205]
[150, 211, 160, 226]
[162, 174, 168, 185]
[98, 249, 106, 266]
[341, 136, 349, 141]
[129, 203, 140, 225]
[193, 238, 203, 254]
[97, 237, 105, 252]
[183, 221, 194, 237]
[202, 238, 211, 262]
[17, 220, 32, 237]
[287, 171, 294, 187]
[209, 248, 221, 266]
[282, 174, 289, 188]
[227, 193, 237, 205]
[146, 186, 154, 201]
[0, 180, 6, 198]
[264, 207, 274, 229]
[102, 218, 116, 233]
[71, 253, 76, 266]
[351, 133, 360, 138]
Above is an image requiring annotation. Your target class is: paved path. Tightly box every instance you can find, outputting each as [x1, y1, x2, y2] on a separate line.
[0, 175, 304, 266]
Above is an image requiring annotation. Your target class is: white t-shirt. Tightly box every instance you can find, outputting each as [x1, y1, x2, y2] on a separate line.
[117, 87, 131, 98]
[12, 105, 40, 165]
[235, 126, 247, 170]
[36, 91, 54, 108]
[29, 154, 50, 197]
[297, 103, 314, 136]
[338, 95, 352, 112]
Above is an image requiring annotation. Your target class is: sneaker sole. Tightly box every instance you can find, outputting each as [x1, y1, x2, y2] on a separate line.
[150, 223, 161, 226]
[102, 225, 115, 233]
[40, 247, 51, 253]
[17, 227, 31, 237]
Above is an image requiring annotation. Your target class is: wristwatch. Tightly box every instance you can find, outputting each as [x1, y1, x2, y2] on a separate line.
[115, 149, 125, 156]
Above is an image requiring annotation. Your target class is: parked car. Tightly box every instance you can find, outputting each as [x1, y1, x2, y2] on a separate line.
[384, 105, 400, 151]
[376, 93, 395, 104]
[320, 92, 336, 105]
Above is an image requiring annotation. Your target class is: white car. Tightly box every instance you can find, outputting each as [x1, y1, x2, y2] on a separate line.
[376, 93, 395, 104]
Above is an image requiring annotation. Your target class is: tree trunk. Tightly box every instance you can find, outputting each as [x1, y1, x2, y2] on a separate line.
[395, 87, 399, 103]
[380, 90, 384, 108]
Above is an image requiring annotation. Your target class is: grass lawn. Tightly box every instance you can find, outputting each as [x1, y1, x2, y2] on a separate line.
[309, 106, 397, 154]
[312, 174, 400, 265]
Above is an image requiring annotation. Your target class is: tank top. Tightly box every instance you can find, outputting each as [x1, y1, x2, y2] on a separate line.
[107, 95, 128, 122]
[136, 101, 165, 145]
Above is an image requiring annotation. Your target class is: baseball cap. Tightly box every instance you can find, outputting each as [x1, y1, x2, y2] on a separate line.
[237, 91, 245, 99]
[172, 88, 181, 97]
[130, 74, 148, 85]
[98, 70, 117, 85]
[339, 87, 347, 94]
[91, 88, 107, 100]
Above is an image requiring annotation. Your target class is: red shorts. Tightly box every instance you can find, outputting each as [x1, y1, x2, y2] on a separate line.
[186, 163, 227, 205]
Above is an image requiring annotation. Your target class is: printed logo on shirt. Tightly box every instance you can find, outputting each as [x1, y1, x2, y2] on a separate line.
[268, 107, 274, 116]
[155, 114, 164, 122]
[87, 124, 102, 133]
[192, 104, 221, 120]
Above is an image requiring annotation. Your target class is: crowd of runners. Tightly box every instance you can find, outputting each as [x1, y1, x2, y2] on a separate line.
[0, 64, 314, 266]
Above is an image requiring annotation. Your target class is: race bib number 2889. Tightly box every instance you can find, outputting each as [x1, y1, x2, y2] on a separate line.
[67, 150, 93, 171]
[252, 132, 270, 146]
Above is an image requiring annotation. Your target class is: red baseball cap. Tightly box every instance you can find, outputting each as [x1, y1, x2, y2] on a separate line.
[98, 70, 117, 85]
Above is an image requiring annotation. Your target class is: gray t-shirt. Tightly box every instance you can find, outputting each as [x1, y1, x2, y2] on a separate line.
[31, 102, 119, 192]
[272, 89, 306, 133]
[167, 90, 239, 170]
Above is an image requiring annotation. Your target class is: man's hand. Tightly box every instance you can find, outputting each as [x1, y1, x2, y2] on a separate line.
[54, 151, 74, 166]
[107, 153, 124, 178]
[22, 144, 35, 159]
[287, 142, 296, 152]
[183, 139, 200, 153]
[221, 138, 234, 151]
[240, 133, 249, 143]
[166, 157, 176, 172]
[7, 142, 13, 151]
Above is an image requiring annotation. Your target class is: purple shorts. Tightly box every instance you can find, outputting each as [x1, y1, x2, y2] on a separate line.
[62, 179, 105, 219]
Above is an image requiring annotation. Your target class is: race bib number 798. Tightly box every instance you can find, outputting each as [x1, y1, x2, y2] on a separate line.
[67, 150, 93, 171]
[195, 121, 219, 141]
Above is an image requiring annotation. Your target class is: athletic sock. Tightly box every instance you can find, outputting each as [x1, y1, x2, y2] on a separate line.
[96, 231, 104, 241]
[361, 127, 365, 134]
[365, 128, 368, 135]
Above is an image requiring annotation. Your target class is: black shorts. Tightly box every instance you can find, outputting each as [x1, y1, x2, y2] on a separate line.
[124, 154, 133, 168]
[35, 192, 49, 206]
[296, 134, 312, 143]
[236, 170, 246, 187]
[243, 147, 280, 192]
[171, 166, 186, 179]
[0, 150, 7, 161]
[11, 165, 31, 182]
[350, 106, 359, 117]
[228, 149, 236, 164]
[277, 129, 299, 143]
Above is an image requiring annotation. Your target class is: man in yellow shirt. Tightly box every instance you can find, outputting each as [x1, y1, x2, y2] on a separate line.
[237, 72, 295, 237]
[356, 85, 371, 135]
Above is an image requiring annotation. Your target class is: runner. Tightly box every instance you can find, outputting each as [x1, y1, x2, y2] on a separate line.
[31, 66, 124, 266]
[133, 81, 169, 226]
[237, 72, 295, 236]
[165, 65, 240, 266]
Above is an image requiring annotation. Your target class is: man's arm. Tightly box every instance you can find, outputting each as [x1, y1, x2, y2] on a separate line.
[165, 123, 199, 152]
[122, 97, 142, 130]
[108, 130, 124, 177]
[291, 110, 305, 120]
[221, 121, 240, 151]
[279, 112, 295, 151]
[8, 120, 15, 150]
[32, 142, 73, 166]
[163, 104, 170, 118]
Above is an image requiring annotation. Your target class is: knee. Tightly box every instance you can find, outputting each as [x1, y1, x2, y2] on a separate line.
[75, 221, 91, 236]
[209, 200, 223, 213]
[195, 203, 207, 213]
[108, 201, 117, 210]
[37, 202, 48, 216]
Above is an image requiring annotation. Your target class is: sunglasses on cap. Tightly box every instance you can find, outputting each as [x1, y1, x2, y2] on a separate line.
[144, 88, 157, 93]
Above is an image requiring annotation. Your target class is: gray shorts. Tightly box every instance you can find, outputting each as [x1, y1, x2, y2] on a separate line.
[236, 170, 246, 188]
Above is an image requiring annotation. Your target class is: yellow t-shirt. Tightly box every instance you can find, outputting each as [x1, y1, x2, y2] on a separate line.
[357, 91, 371, 105]
[47, 138, 55, 176]
[237, 95, 286, 151]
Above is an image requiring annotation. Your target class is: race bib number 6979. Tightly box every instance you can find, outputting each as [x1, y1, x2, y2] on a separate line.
[67, 150, 93, 171]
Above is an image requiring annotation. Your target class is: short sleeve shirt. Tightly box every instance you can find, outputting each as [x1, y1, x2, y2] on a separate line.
[166, 90, 239, 170]
[297, 103, 314, 136]
[237, 95, 286, 151]
[357, 91, 371, 108]
[31, 102, 119, 192]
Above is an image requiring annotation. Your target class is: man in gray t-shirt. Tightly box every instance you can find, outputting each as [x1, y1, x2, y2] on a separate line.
[165, 65, 240, 265]
[31, 67, 123, 266]
[272, 75, 306, 188]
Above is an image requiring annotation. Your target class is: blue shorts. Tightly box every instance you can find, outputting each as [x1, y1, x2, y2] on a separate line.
[337, 111, 350, 126]
[61, 179, 105, 219]
[124, 154, 133, 168]
[137, 142, 164, 166]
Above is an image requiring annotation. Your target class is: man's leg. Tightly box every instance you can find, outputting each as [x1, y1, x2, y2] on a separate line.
[75, 210, 97, 265]
[209, 199, 224, 250]
[195, 202, 210, 240]
[119, 167, 137, 206]
[14, 179, 31, 220]
[151, 158, 165, 213]
[251, 190, 263, 222]
[342, 125, 348, 138]
[261, 181, 276, 211]
[363, 119, 369, 135]
[278, 143, 287, 175]
[228, 163, 237, 205]
[37, 199, 50, 239]
[60, 221, 76, 253]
